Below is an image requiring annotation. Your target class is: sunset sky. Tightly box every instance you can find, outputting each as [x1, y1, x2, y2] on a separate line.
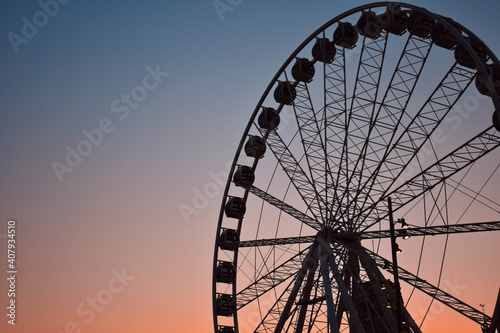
[0, 1, 499, 332]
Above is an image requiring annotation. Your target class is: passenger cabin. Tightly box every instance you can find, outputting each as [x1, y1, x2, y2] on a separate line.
[274, 81, 296, 105]
[224, 197, 246, 219]
[431, 19, 461, 50]
[216, 261, 235, 284]
[244, 135, 266, 158]
[378, 6, 408, 36]
[258, 107, 280, 130]
[233, 165, 255, 188]
[219, 229, 239, 251]
[312, 38, 336, 63]
[292, 58, 315, 82]
[493, 111, 500, 132]
[476, 64, 500, 97]
[357, 11, 382, 39]
[454, 38, 488, 69]
[407, 11, 435, 38]
[216, 294, 235, 317]
[333, 22, 358, 49]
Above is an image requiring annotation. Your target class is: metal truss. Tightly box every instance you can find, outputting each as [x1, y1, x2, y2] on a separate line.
[323, 48, 349, 220]
[365, 62, 477, 202]
[361, 125, 500, 230]
[344, 35, 433, 227]
[236, 247, 311, 309]
[332, 31, 389, 227]
[354, 63, 479, 228]
[239, 221, 500, 248]
[256, 127, 326, 224]
[361, 220, 500, 239]
[291, 79, 332, 223]
[247, 185, 323, 231]
[253, 273, 298, 332]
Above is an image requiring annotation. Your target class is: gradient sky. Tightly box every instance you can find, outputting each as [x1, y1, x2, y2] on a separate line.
[0, 1, 499, 332]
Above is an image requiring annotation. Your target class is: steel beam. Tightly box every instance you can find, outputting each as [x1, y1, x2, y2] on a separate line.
[248, 185, 323, 231]
[239, 221, 500, 248]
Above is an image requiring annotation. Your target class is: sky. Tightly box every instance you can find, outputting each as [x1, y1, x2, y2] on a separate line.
[0, 1, 499, 332]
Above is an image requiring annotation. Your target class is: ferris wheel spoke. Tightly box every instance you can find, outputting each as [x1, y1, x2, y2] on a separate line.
[448, 176, 500, 213]
[347, 35, 433, 229]
[238, 240, 304, 290]
[360, 220, 500, 239]
[322, 47, 347, 212]
[266, 244, 316, 333]
[256, 127, 326, 224]
[252, 274, 298, 332]
[323, 48, 353, 227]
[360, 125, 500, 230]
[237, 220, 500, 247]
[236, 246, 312, 310]
[389, 126, 499, 212]
[292, 80, 334, 224]
[332, 31, 389, 228]
[358, 62, 477, 221]
[361, 247, 492, 327]
[239, 235, 315, 248]
[240, 221, 500, 249]
[248, 185, 323, 231]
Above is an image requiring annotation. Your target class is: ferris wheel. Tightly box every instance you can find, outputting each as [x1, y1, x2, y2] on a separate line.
[212, 2, 500, 332]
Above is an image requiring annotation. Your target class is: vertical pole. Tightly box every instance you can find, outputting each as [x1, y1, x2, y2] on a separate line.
[388, 197, 403, 333]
